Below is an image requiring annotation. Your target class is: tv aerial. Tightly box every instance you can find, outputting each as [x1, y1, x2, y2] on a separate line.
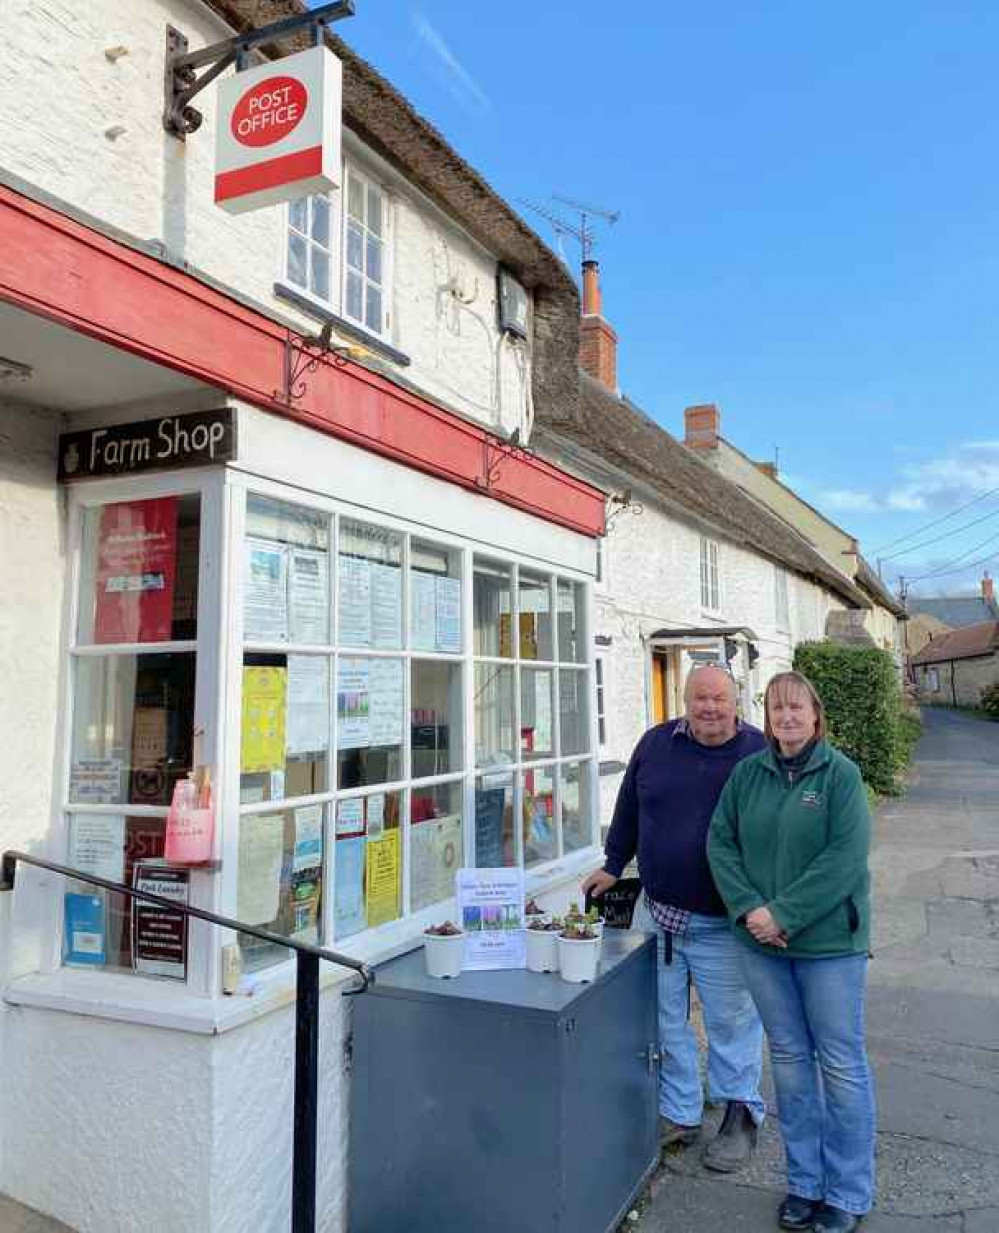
[518, 193, 620, 264]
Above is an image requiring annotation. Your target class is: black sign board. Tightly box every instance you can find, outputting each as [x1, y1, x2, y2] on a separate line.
[586, 876, 642, 930]
[474, 788, 506, 868]
[58, 408, 236, 482]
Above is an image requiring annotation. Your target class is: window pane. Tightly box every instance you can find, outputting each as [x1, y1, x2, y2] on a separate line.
[474, 774, 514, 867]
[345, 270, 363, 321]
[367, 185, 383, 236]
[337, 519, 403, 649]
[289, 198, 308, 234]
[347, 172, 364, 221]
[522, 766, 556, 868]
[245, 495, 330, 644]
[411, 780, 463, 911]
[557, 579, 586, 663]
[70, 653, 195, 807]
[410, 540, 462, 653]
[237, 804, 325, 971]
[473, 558, 512, 657]
[336, 657, 403, 788]
[346, 220, 363, 272]
[561, 762, 593, 854]
[240, 655, 330, 805]
[365, 285, 382, 333]
[366, 234, 383, 283]
[559, 667, 590, 757]
[311, 195, 330, 247]
[333, 791, 402, 939]
[288, 232, 307, 288]
[520, 667, 554, 761]
[78, 496, 200, 645]
[411, 660, 462, 778]
[474, 664, 514, 766]
[310, 249, 330, 301]
[518, 571, 553, 661]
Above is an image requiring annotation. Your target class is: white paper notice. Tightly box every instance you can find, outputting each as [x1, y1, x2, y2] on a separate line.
[337, 659, 371, 749]
[289, 549, 329, 644]
[370, 658, 404, 747]
[411, 814, 461, 911]
[365, 793, 385, 838]
[370, 563, 402, 649]
[456, 866, 526, 970]
[244, 538, 289, 642]
[293, 804, 323, 872]
[411, 571, 437, 652]
[237, 813, 284, 925]
[435, 576, 462, 653]
[338, 557, 372, 647]
[69, 814, 125, 883]
[534, 675, 553, 754]
[287, 655, 329, 755]
[336, 798, 365, 836]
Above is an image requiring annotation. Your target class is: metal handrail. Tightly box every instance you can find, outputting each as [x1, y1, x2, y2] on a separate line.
[1, 848, 374, 1233]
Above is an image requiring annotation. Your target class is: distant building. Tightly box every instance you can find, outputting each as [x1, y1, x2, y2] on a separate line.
[907, 573, 999, 630]
[910, 619, 999, 707]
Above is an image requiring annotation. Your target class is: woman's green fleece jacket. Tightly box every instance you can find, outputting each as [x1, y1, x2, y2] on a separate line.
[707, 740, 871, 958]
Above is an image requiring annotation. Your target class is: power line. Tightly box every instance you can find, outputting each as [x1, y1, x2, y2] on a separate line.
[879, 504, 999, 562]
[905, 527, 999, 582]
[871, 485, 999, 554]
[906, 552, 999, 584]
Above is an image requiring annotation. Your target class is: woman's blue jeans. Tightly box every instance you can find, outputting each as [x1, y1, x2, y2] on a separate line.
[737, 946, 876, 1216]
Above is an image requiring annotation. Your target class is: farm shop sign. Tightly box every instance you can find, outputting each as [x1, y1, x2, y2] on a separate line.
[214, 44, 341, 214]
[58, 409, 237, 482]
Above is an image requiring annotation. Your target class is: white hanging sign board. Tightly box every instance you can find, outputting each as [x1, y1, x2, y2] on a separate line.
[214, 44, 341, 214]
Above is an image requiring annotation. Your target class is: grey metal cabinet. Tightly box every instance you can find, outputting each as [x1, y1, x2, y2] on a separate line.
[348, 932, 658, 1233]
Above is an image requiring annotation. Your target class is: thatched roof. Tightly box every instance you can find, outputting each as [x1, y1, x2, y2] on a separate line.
[855, 557, 906, 617]
[544, 373, 869, 609]
[204, 2, 579, 425]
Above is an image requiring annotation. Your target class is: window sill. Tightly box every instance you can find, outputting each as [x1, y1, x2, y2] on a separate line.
[274, 283, 411, 368]
[3, 849, 603, 1036]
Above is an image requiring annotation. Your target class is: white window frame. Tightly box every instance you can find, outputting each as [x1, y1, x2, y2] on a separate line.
[700, 536, 720, 613]
[774, 564, 790, 631]
[341, 163, 391, 339]
[595, 654, 608, 746]
[283, 191, 338, 310]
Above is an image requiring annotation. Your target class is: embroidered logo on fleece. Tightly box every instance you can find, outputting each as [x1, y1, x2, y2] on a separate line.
[801, 790, 824, 808]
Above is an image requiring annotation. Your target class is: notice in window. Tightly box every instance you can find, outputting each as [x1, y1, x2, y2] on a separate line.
[241, 666, 288, 773]
[336, 798, 365, 837]
[132, 864, 189, 980]
[435, 576, 461, 653]
[237, 813, 284, 926]
[69, 814, 125, 883]
[411, 571, 437, 652]
[244, 538, 289, 642]
[293, 804, 323, 873]
[369, 659, 403, 747]
[365, 830, 400, 927]
[411, 814, 461, 910]
[338, 557, 372, 646]
[370, 563, 402, 648]
[365, 793, 385, 838]
[286, 655, 329, 756]
[337, 659, 370, 749]
[334, 835, 366, 938]
[457, 866, 526, 970]
[69, 758, 122, 805]
[64, 893, 106, 966]
[94, 497, 178, 644]
[289, 548, 328, 644]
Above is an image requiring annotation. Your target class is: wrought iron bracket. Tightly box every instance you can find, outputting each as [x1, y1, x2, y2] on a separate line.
[476, 430, 526, 491]
[276, 323, 352, 407]
[163, 1, 355, 140]
[605, 487, 643, 528]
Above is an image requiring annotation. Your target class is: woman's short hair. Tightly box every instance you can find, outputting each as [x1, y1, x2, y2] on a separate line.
[763, 671, 827, 742]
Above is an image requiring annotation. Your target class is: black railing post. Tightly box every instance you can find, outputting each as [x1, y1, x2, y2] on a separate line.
[292, 949, 321, 1233]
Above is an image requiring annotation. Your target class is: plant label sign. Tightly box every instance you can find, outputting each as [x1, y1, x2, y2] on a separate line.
[456, 867, 525, 971]
[215, 44, 342, 214]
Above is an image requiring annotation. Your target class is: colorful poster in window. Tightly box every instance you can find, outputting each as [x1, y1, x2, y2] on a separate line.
[364, 830, 400, 927]
[293, 804, 323, 873]
[64, 893, 106, 966]
[240, 666, 287, 772]
[244, 538, 289, 642]
[334, 835, 366, 939]
[132, 864, 189, 980]
[336, 659, 370, 749]
[94, 497, 178, 644]
[457, 866, 525, 970]
[335, 798, 365, 837]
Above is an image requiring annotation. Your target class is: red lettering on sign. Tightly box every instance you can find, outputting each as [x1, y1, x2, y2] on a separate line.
[230, 76, 308, 148]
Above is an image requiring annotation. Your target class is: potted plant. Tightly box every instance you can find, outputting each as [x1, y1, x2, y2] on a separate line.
[525, 915, 562, 973]
[525, 897, 549, 926]
[558, 920, 601, 984]
[423, 920, 465, 979]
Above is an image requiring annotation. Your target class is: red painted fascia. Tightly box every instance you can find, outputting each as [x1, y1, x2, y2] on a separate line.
[0, 184, 604, 538]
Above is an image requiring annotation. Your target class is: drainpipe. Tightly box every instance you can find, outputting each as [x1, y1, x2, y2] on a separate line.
[951, 661, 957, 708]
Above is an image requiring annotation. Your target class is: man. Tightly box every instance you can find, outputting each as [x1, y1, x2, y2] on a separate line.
[582, 663, 766, 1172]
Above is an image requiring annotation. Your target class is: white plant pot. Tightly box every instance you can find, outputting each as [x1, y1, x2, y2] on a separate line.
[525, 928, 559, 973]
[525, 910, 550, 930]
[558, 934, 601, 984]
[424, 931, 465, 979]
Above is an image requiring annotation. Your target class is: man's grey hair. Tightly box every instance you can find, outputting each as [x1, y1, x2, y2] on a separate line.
[683, 662, 738, 704]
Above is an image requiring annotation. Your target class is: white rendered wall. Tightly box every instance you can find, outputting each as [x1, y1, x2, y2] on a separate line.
[0, 0, 532, 440]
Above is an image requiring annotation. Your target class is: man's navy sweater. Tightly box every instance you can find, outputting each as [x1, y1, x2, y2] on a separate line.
[604, 719, 767, 915]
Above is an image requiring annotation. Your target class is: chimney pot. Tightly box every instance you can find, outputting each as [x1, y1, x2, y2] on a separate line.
[578, 259, 618, 392]
[684, 403, 720, 451]
[983, 571, 995, 603]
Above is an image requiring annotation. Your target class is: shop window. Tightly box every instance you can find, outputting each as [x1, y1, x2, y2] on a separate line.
[556, 578, 587, 663]
[560, 762, 592, 855]
[518, 571, 554, 661]
[522, 765, 556, 868]
[410, 781, 463, 912]
[244, 495, 330, 645]
[595, 656, 607, 746]
[338, 518, 403, 649]
[558, 667, 590, 757]
[474, 774, 515, 867]
[410, 539, 462, 653]
[336, 656, 405, 788]
[473, 663, 515, 766]
[239, 653, 330, 805]
[411, 660, 463, 778]
[333, 791, 403, 940]
[474, 559, 513, 657]
[344, 166, 388, 335]
[287, 194, 334, 305]
[520, 668, 555, 761]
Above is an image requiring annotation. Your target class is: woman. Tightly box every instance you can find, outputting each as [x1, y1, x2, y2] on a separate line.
[707, 671, 874, 1233]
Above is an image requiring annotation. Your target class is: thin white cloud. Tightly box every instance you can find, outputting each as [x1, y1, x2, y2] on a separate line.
[412, 11, 492, 114]
[818, 489, 881, 512]
[888, 441, 999, 512]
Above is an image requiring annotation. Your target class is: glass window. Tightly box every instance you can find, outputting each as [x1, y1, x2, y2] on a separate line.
[558, 668, 590, 757]
[410, 540, 462, 653]
[336, 657, 404, 788]
[343, 167, 387, 335]
[561, 762, 593, 854]
[700, 537, 720, 611]
[556, 579, 586, 663]
[410, 780, 463, 911]
[518, 571, 553, 661]
[595, 657, 607, 746]
[338, 519, 403, 649]
[473, 664, 515, 767]
[411, 660, 463, 778]
[287, 194, 334, 304]
[522, 766, 556, 868]
[474, 559, 512, 657]
[77, 495, 201, 645]
[244, 496, 330, 645]
[520, 667, 554, 761]
[333, 791, 402, 940]
[240, 654, 330, 805]
[474, 774, 514, 867]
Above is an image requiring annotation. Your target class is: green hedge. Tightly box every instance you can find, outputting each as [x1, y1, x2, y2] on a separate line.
[792, 641, 906, 794]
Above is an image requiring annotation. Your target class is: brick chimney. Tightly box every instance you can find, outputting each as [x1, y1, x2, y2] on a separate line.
[984, 571, 995, 604]
[756, 461, 779, 480]
[684, 404, 720, 452]
[578, 259, 618, 391]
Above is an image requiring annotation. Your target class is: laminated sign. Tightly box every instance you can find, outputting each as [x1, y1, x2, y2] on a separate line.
[214, 44, 342, 214]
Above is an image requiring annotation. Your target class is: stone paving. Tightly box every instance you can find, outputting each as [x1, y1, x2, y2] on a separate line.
[633, 707, 999, 1233]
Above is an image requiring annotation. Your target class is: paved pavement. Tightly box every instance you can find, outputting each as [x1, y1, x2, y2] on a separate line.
[632, 707, 999, 1233]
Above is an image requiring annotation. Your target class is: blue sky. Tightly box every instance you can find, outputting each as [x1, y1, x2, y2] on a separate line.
[323, 1, 999, 597]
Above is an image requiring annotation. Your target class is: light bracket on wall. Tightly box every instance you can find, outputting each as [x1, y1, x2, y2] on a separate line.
[476, 428, 527, 491]
[275, 322, 355, 407]
[163, 1, 355, 139]
[605, 487, 643, 527]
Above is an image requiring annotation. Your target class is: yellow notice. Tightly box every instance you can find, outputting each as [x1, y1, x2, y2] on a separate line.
[365, 830, 400, 927]
[241, 666, 287, 773]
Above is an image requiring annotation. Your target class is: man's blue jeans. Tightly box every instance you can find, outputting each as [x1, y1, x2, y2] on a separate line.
[737, 947, 876, 1216]
[632, 899, 765, 1127]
